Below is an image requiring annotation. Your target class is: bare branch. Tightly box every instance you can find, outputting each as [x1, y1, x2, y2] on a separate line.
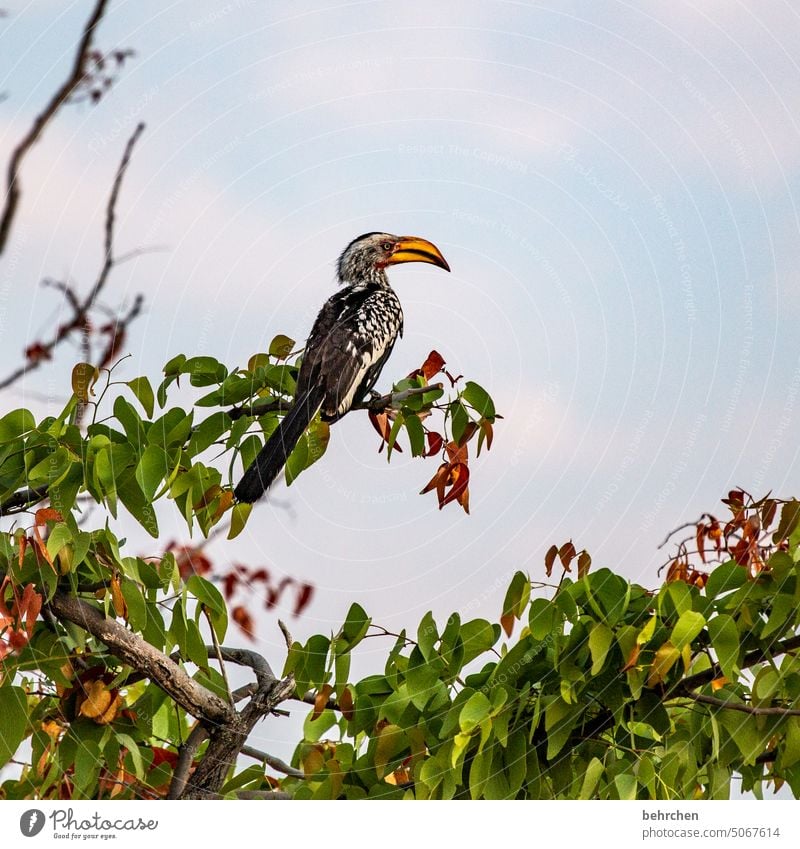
[668, 632, 800, 698]
[167, 723, 208, 800]
[240, 745, 304, 779]
[0, 0, 111, 254]
[0, 486, 48, 517]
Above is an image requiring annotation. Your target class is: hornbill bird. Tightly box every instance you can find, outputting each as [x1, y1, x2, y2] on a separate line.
[234, 232, 450, 503]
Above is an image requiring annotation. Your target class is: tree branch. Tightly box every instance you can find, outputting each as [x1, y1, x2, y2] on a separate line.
[669, 633, 800, 698]
[240, 745, 304, 779]
[673, 690, 800, 717]
[355, 382, 444, 412]
[0, 0, 111, 254]
[47, 590, 234, 726]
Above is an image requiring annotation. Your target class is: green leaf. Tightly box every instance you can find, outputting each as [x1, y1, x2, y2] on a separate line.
[386, 412, 404, 461]
[708, 614, 740, 680]
[579, 756, 604, 799]
[121, 580, 147, 632]
[127, 377, 155, 418]
[187, 575, 228, 642]
[460, 619, 497, 664]
[588, 622, 614, 675]
[341, 603, 370, 650]
[183, 356, 228, 387]
[135, 444, 170, 501]
[545, 699, 580, 760]
[670, 610, 705, 651]
[459, 691, 492, 733]
[449, 401, 469, 444]
[45, 523, 72, 564]
[461, 381, 496, 421]
[529, 598, 557, 640]
[614, 772, 637, 800]
[0, 409, 35, 444]
[404, 414, 425, 457]
[417, 611, 438, 660]
[228, 502, 252, 539]
[0, 686, 28, 767]
[704, 560, 746, 600]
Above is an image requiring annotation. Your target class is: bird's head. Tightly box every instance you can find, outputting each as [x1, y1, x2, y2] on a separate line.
[337, 232, 450, 284]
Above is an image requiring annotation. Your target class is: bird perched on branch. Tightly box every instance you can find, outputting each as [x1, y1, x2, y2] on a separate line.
[234, 232, 450, 503]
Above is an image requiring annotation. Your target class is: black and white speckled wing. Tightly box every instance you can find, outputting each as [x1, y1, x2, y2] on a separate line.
[297, 284, 403, 421]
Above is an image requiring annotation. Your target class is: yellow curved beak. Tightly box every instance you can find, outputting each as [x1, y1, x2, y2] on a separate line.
[387, 236, 450, 272]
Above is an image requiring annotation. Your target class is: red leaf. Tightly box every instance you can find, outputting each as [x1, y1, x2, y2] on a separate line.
[425, 432, 444, 457]
[500, 612, 515, 638]
[544, 545, 558, 577]
[293, 583, 315, 617]
[232, 605, 255, 639]
[558, 541, 576, 572]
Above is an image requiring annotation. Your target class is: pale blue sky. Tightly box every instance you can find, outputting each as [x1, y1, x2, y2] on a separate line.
[2, 4, 800, 771]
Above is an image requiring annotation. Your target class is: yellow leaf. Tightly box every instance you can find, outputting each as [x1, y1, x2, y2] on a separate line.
[71, 362, 100, 403]
[647, 640, 681, 687]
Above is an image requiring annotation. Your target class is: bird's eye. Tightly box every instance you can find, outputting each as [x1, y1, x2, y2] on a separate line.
[382, 241, 393, 251]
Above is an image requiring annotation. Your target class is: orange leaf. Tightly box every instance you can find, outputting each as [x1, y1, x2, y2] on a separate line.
[621, 643, 641, 672]
[696, 523, 706, 564]
[420, 463, 450, 509]
[79, 681, 112, 719]
[17, 534, 27, 568]
[500, 612, 515, 638]
[711, 676, 730, 692]
[19, 583, 42, 638]
[420, 350, 446, 381]
[313, 684, 334, 721]
[109, 578, 127, 620]
[577, 550, 592, 578]
[32, 509, 62, 574]
[445, 441, 468, 465]
[339, 687, 354, 721]
[441, 463, 469, 509]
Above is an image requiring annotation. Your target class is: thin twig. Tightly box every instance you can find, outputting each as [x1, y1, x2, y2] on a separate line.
[235, 790, 291, 800]
[0, 0, 111, 254]
[0, 124, 146, 390]
[355, 382, 444, 412]
[203, 609, 233, 708]
[240, 745, 304, 779]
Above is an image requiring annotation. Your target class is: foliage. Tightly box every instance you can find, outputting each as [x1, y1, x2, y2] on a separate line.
[0, 344, 497, 799]
[280, 493, 800, 800]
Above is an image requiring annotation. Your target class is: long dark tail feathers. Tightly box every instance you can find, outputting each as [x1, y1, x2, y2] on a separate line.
[234, 388, 324, 503]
